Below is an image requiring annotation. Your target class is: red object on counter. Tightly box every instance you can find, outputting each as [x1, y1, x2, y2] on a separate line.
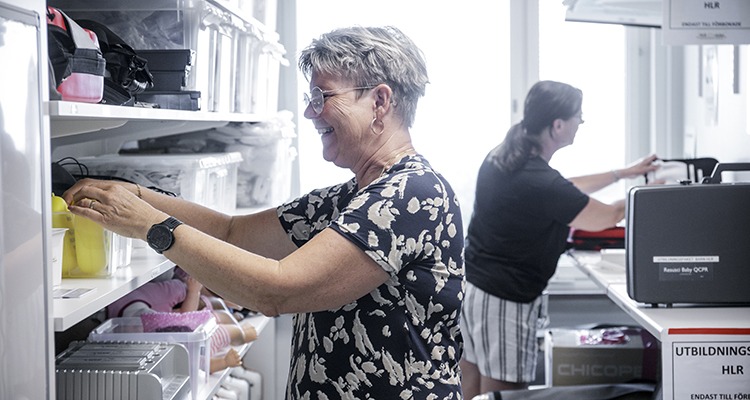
[568, 226, 625, 251]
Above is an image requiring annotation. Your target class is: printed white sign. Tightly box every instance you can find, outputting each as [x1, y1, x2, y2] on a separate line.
[671, 341, 750, 398]
[663, 0, 750, 44]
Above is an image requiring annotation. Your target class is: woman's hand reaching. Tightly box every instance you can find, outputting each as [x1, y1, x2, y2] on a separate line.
[618, 154, 661, 180]
[62, 178, 167, 240]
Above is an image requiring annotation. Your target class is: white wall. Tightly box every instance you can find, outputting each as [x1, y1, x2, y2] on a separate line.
[682, 45, 750, 166]
[293, 1, 511, 230]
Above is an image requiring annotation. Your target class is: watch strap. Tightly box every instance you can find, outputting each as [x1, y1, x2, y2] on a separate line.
[162, 216, 183, 230]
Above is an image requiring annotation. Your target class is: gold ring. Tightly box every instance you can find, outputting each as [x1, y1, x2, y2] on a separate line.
[89, 200, 97, 209]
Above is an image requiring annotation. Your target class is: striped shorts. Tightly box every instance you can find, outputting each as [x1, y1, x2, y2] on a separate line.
[460, 281, 545, 383]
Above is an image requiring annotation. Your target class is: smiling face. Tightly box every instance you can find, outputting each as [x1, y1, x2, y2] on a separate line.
[304, 72, 376, 170]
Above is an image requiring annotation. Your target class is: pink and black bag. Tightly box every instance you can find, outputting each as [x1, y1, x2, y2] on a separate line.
[47, 6, 106, 103]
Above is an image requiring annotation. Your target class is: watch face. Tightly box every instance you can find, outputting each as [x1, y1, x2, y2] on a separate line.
[147, 224, 173, 253]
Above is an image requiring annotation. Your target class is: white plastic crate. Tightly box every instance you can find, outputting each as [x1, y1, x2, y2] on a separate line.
[88, 316, 217, 400]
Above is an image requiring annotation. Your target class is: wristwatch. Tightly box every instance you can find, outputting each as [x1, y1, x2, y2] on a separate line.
[146, 216, 183, 254]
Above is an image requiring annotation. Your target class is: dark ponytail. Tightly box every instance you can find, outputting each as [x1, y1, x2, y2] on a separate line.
[490, 80, 582, 173]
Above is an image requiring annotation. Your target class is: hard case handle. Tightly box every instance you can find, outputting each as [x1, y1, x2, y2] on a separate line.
[705, 163, 750, 184]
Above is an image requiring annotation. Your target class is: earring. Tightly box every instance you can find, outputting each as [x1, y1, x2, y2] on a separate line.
[370, 117, 385, 135]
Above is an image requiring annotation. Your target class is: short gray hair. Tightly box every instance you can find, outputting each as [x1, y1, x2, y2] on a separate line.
[298, 26, 429, 128]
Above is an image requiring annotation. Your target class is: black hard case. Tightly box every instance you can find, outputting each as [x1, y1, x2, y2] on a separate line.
[626, 164, 750, 306]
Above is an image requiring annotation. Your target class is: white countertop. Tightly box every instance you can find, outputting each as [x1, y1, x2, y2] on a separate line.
[570, 250, 750, 340]
[545, 252, 606, 295]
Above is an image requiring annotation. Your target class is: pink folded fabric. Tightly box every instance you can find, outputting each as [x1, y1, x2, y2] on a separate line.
[141, 309, 214, 332]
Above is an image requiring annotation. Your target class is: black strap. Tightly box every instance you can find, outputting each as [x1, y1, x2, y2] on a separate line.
[46, 8, 106, 85]
[47, 8, 99, 51]
[77, 19, 154, 94]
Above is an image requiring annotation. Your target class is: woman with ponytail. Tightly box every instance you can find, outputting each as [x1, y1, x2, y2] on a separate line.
[459, 80, 660, 396]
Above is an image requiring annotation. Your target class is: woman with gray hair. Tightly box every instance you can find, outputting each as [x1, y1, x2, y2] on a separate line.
[63, 26, 464, 399]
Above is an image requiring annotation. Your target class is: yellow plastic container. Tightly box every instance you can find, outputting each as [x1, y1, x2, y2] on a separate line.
[51, 194, 120, 278]
[72, 215, 108, 276]
[53, 212, 113, 278]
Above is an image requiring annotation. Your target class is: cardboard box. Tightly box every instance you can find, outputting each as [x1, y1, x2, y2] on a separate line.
[545, 327, 659, 386]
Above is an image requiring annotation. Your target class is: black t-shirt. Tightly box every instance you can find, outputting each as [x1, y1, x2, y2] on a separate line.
[465, 152, 588, 303]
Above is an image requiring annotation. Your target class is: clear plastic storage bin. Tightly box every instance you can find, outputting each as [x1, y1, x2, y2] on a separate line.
[213, 116, 296, 208]
[232, 134, 295, 207]
[50, 228, 68, 286]
[72, 152, 242, 213]
[88, 316, 217, 400]
[249, 33, 284, 114]
[47, 0, 240, 112]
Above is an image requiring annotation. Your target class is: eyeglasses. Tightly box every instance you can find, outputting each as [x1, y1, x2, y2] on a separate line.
[303, 86, 374, 115]
[575, 112, 585, 124]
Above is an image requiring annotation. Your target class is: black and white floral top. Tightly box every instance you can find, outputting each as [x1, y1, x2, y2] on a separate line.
[277, 154, 464, 399]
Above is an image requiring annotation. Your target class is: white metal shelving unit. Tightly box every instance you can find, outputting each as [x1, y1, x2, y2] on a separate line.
[47, 100, 276, 333]
[52, 247, 172, 331]
[48, 100, 279, 400]
[48, 100, 270, 151]
[47, 100, 281, 398]
[46, 10, 286, 400]
[42, 0, 294, 396]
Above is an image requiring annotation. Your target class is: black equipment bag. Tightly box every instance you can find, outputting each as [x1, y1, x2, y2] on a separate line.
[46, 6, 106, 101]
[76, 19, 154, 101]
